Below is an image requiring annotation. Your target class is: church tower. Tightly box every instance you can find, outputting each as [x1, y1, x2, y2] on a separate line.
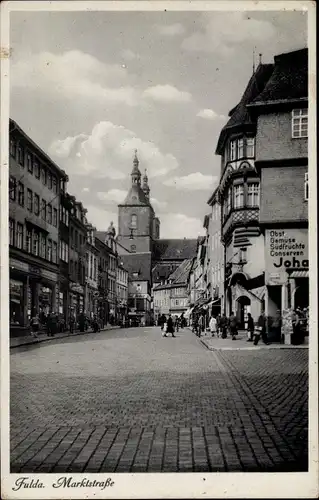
[117, 151, 156, 254]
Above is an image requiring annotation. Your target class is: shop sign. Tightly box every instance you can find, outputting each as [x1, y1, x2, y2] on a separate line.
[69, 283, 84, 294]
[265, 229, 308, 285]
[42, 269, 58, 282]
[10, 258, 29, 273]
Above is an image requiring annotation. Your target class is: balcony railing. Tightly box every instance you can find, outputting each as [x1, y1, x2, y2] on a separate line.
[222, 207, 259, 238]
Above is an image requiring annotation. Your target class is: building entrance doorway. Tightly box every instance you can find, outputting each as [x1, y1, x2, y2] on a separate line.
[293, 279, 309, 310]
[236, 296, 251, 329]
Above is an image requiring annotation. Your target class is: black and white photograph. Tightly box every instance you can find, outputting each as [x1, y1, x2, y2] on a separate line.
[1, 1, 317, 498]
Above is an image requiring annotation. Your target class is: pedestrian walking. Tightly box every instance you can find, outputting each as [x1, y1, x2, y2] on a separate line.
[180, 312, 185, 329]
[166, 314, 176, 337]
[209, 315, 217, 337]
[30, 312, 40, 338]
[160, 314, 167, 331]
[216, 314, 221, 337]
[229, 311, 238, 341]
[220, 314, 228, 338]
[174, 316, 179, 332]
[198, 315, 204, 337]
[254, 311, 269, 345]
[246, 312, 254, 342]
[69, 314, 75, 333]
[273, 309, 282, 343]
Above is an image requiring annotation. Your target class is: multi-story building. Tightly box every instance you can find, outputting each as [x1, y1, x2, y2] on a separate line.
[96, 223, 119, 323]
[116, 262, 129, 325]
[206, 188, 224, 315]
[68, 198, 87, 320]
[248, 48, 308, 341]
[85, 222, 99, 319]
[58, 188, 71, 321]
[9, 119, 67, 334]
[215, 62, 274, 327]
[95, 235, 110, 327]
[153, 259, 193, 320]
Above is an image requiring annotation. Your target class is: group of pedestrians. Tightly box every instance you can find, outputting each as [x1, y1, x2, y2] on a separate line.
[205, 311, 270, 345]
[29, 310, 102, 338]
[158, 313, 187, 338]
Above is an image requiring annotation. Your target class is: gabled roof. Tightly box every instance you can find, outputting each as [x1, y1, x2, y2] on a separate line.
[154, 259, 193, 290]
[215, 63, 274, 154]
[120, 252, 152, 282]
[152, 262, 179, 283]
[250, 48, 308, 105]
[120, 183, 150, 206]
[152, 239, 197, 261]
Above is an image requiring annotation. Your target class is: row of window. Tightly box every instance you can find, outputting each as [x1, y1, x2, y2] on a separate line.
[211, 231, 222, 250]
[69, 259, 86, 284]
[9, 177, 58, 227]
[86, 253, 98, 281]
[223, 183, 260, 219]
[292, 109, 308, 138]
[211, 263, 224, 286]
[10, 140, 59, 193]
[9, 219, 58, 262]
[228, 137, 255, 162]
[211, 203, 221, 221]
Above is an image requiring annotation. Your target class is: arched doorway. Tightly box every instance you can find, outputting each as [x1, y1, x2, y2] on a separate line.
[236, 296, 251, 329]
[293, 280, 309, 310]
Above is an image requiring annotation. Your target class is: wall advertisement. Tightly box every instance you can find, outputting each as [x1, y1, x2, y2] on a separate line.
[265, 229, 308, 285]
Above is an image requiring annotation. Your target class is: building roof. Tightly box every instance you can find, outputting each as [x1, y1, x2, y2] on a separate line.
[154, 259, 193, 290]
[152, 239, 197, 261]
[152, 262, 179, 283]
[120, 252, 152, 282]
[120, 183, 150, 206]
[250, 48, 308, 105]
[215, 63, 274, 154]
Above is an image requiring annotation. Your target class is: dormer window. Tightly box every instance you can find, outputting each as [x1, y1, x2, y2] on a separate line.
[132, 272, 139, 279]
[237, 138, 244, 159]
[230, 140, 236, 161]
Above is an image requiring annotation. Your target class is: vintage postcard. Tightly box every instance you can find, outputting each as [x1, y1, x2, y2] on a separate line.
[0, 0, 318, 498]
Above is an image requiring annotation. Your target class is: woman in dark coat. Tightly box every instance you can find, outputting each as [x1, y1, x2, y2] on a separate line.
[166, 314, 176, 338]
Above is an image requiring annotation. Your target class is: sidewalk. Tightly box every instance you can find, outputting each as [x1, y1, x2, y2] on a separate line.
[10, 325, 120, 349]
[194, 330, 308, 351]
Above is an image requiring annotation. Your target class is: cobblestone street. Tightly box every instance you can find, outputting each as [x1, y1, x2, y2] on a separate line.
[10, 327, 308, 473]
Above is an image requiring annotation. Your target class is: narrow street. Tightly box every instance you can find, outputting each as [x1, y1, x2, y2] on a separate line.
[10, 327, 308, 473]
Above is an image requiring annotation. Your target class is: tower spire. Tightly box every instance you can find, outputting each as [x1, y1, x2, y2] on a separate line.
[142, 168, 150, 201]
[131, 149, 141, 185]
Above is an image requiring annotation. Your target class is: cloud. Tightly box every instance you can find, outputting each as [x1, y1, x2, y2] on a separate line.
[144, 84, 192, 103]
[160, 213, 204, 238]
[84, 204, 118, 233]
[164, 172, 218, 191]
[150, 197, 168, 211]
[97, 189, 127, 204]
[11, 50, 139, 106]
[182, 12, 276, 54]
[121, 49, 140, 61]
[82, 187, 90, 192]
[49, 121, 179, 180]
[156, 23, 185, 36]
[197, 108, 226, 120]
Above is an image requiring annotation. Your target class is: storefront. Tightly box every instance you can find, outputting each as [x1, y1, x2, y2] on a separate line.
[265, 228, 308, 343]
[69, 283, 85, 320]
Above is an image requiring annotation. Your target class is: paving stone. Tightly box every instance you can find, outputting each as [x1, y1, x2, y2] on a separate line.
[10, 327, 308, 473]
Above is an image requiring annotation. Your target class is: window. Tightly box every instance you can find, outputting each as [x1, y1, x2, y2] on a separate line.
[41, 166, 47, 185]
[132, 272, 139, 279]
[239, 248, 247, 263]
[9, 219, 15, 246]
[247, 183, 259, 207]
[34, 194, 40, 216]
[47, 172, 52, 190]
[246, 137, 255, 157]
[292, 109, 308, 138]
[18, 145, 24, 166]
[33, 232, 39, 256]
[53, 208, 58, 227]
[18, 182, 24, 206]
[224, 187, 232, 216]
[34, 160, 40, 178]
[47, 204, 52, 224]
[304, 172, 308, 201]
[60, 241, 69, 263]
[234, 184, 244, 208]
[237, 138, 244, 159]
[131, 245, 136, 253]
[131, 214, 137, 228]
[52, 176, 57, 194]
[90, 255, 93, 279]
[10, 139, 16, 158]
[26, 229, 32, 253]
[60, 179, 66, 194]
[40, 233, 46, 259]
[27, 153, 33, 173]
[9, 176, 16, 201]
[230, 140, 236, 161]
[52, 242, 57, 263]
[27, 189, 33, 212]
[41, 199, 46, 221]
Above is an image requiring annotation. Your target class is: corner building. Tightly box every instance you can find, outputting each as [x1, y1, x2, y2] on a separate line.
[215, 64, 273, 327]
[248, 48, 308, 340]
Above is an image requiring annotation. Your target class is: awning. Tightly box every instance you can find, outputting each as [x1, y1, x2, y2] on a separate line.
[289, 270, 309, 279]
[184, 307, 194, 318]
[250, 285, 266, 301]
[233, 284, 263, 302]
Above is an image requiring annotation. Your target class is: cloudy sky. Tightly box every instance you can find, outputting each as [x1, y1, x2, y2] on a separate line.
[10, 7, 307, 238]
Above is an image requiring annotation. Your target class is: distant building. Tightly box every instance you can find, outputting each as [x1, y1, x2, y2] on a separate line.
[153, 259, 193, 321]
[206, 188, 224, 315]
[9, 119, 67, 333]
